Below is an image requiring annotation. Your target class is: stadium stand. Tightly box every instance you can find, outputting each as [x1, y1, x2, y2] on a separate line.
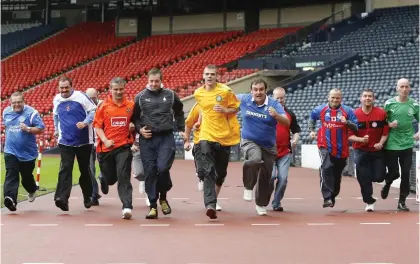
[1, 22, 42, 34]
[1, 21, 135, 100]
[1, 23, 66, 58]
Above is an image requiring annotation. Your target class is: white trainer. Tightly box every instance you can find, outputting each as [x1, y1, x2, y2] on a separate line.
[256, 205, 267, 216]
[198, 180, 204, 192]
[365, 203, 375, 212]
[28, 192, 36, 202]
[122, 208, 132, 219]
[243, 189, 253, 201]
[216, 203, 222, 211]
[138, 181, 145, 194]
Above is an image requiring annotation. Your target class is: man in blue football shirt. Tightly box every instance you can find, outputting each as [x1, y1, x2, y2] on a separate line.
[53, 76, 97, 211]
[237, 79, 290, 216]
[2, 92, 45, 211]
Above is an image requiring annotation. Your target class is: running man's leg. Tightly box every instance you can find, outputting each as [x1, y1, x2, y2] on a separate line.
[241, 140, 263, 201]
[271, 153, 292, 211]
[3, 153, 21, 211]
[75, 144, 94, 208]
[214, 145, 231, 211]
[89, 146, 100, 204]
[381, 150, 400, 199]
[54, 144, 76, 211]
[156, 133, 176, 215]
[254, 147, 276, 215]
[114, 145, 134, 218]
[19, 158, 38, 203]
[199, 140, 218, 219]
[397, 148, 413, 211]
[331, 156, 347, 204]
[140, 136, 159, 219]
[318, 148, 336, 207]
[354, 149, 376, 207]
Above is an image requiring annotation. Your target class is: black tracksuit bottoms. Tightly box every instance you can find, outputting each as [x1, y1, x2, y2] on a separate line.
[54, 144, 93, 204]
[97, 144, 133, 209]
[3, 153, 38, 204]
[384, 148, 413, 202]
[139, 132, 175, 209]
[354, 149, 386, 204]
[318, 148, 347, 201]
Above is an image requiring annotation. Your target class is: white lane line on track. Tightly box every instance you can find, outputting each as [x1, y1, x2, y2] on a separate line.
[216, 197, 228, 200]
[106, 263, 146, 264]
[134, 198, 147, 200]
[360, 222, 391, 225]
[101, 197, 116, 200]
[394, 197, 415, 200]
[251, 223, 280, 226]
[306, 223, 335, 226]
[140, 224, 170, 227]
[194, 223, 224, 227]
[29, 224, 58, 227]
[22, 263, 65, 264]
[350, 262, 394, 264]
[283, 197, 303, 200]
[84, 224, 113, 227]
[172, 198, 190, 200]
[69, 197, 79, 199]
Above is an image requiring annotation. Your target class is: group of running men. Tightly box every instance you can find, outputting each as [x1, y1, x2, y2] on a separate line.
[2, 63, 419, 219]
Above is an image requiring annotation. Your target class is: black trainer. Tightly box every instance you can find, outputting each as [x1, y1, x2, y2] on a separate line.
[206, 206, 217, 219]
[4, 197, 16, 212]
[55, 199, 69, 211]
[381, 184, 391, 199]
[397, 202, 409, 211]
[323, 199, 334, 208]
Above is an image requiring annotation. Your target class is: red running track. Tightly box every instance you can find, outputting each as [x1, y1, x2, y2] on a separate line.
[1, 160, 419, 264]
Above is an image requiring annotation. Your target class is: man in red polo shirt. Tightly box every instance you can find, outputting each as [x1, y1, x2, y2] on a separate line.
[270, 87, 301, 211]
[350, 88, 388, 212]
[93, 77, 135, 219]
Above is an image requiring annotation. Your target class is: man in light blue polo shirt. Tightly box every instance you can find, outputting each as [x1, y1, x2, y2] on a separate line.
[237, 79, 290, 216]
[2, 92, 45, 211]
[53, 76, 96, 211]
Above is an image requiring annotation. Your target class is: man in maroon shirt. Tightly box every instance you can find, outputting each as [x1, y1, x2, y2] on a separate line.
[270, 87, 301, 211]
[350, 88, 388, 212]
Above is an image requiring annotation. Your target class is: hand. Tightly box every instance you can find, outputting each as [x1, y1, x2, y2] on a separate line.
[76, 122, 88, 129]
[184, 141, 191, 151]
[339, 116, 347, 123]
[129, 122, 135, 133]
[213, 104, 225, 113]
[291, 139, 297, 148]
[179, 132, 187, 141]
[310, 131, 316, 139]
[19, 122, 29, 132]
[373, 142, 383, 150]
[361, 135, 369, 144]
[140, 126, 152, 139]
[131, 145, 139, 152]
[54, 131, 59, 138]
[193, 121, 201, 130]
[268, 107, 277, 117]
[414, 132, 419, 141]
[389, 120, 398, 128]
[104, 139, 114, 148]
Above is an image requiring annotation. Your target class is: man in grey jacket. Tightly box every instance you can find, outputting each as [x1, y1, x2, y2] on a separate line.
[133, 68, 185, 219]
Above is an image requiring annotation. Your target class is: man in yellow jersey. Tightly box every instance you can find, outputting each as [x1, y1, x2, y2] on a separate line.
[184, 103, 222, 211]
[192, 64, 240, 219]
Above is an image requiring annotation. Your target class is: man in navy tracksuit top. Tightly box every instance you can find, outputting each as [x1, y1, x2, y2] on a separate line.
[132, 68, 185, 219]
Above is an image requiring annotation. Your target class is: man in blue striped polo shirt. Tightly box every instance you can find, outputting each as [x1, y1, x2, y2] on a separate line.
[53, 76, 97, 211]
[237, 79, 290, 216]
[2, 92, 45, 211]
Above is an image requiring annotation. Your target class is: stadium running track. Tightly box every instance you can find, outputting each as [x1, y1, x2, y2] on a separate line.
[1, 160, 419, 264]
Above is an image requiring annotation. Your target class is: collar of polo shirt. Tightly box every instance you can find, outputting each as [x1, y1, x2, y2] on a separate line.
[251, 95, 268, 107]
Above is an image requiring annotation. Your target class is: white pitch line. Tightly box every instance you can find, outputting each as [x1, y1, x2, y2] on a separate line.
[360, 223, 391, 225]
[194, 223, 224, 227]
[251, 223, 280, 226]
[140, 224, 170, 227]
[84, 224, 113, 227]
[29, 224, 58, 227]
[306, 223, 335, 226]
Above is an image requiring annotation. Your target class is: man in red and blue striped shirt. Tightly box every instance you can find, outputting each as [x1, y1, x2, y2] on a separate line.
[309, 88, 358, 208]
